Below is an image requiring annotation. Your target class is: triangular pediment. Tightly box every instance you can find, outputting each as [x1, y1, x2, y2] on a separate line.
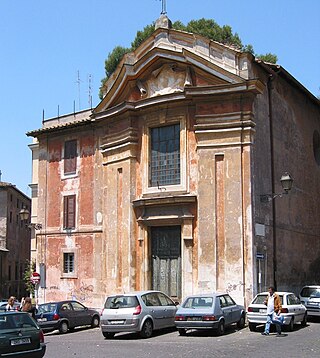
[95, 28, 251, 114]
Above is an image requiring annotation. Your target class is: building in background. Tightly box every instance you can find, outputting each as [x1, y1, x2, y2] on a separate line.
[26, 15, 320, 307]
[0, 182, 31, 299]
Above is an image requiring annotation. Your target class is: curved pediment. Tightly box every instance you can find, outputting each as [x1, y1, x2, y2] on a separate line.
[95, 28, 250, 114]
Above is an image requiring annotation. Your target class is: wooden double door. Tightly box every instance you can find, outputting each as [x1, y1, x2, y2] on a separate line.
[151, 226, 181, 298]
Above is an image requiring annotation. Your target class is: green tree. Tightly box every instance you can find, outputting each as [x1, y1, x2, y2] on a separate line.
[100, 18, 277, 98]
[256, 52, 278, 64]
[23, 260, 36, 297]
[131, 23, 156, 49]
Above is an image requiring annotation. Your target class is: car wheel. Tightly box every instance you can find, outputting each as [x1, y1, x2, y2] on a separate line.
[140, 319, 153, 338]
[59, 321, 69, 334]
[287, 317, 294, 332]
[301, 313, 307, 327]
[178, 328, 187, 336]
[216, 319, 225, 336]
[248, 323, 257, 332]
[102, 332, 115, 339]
[237, 314, 245, 329]
[91, 315, 100, 328]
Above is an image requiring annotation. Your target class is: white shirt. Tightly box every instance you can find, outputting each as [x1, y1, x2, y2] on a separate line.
[267, 294, 275, 315]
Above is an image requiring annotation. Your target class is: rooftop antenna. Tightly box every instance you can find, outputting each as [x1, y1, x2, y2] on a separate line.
[75, 70, 82, 111]
[87, 74, 93, 109]
[42, 109, 45, 124]
[0, 170, 2, 181]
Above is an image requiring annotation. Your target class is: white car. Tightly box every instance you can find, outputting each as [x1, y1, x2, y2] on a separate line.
[299, 286, 320, 317]
[299, 285, 320, 317]
[247, 292, 307, 332]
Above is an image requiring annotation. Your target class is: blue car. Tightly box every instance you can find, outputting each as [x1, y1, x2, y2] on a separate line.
[175, 292, 246, 336]
[35, 300, 100, 334]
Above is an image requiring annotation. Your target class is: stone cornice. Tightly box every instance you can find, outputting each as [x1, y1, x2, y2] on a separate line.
[133, 194, 197, 208]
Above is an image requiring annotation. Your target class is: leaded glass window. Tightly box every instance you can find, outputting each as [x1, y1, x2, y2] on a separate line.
[150, 124, 180, 186]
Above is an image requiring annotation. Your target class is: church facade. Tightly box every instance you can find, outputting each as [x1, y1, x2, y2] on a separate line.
[27, 17, 320, 307]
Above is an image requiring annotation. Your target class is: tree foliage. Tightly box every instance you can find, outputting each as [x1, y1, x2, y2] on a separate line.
[99, 18, 277, 99]
[256, 52, 278, 64]
[175, 19, 243, 49]
[23, 260, 36, 297]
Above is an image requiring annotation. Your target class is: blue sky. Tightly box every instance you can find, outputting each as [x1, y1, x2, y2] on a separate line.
[1, 0, 319, 195]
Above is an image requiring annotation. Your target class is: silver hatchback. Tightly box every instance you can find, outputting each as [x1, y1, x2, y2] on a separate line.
[299, 285, 320, 317]
[100, 290, 178, 338]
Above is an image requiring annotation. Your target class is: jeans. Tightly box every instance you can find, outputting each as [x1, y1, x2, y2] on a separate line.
[264, 313, 281, 334]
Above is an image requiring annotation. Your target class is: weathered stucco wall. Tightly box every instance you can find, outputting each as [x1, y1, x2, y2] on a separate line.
[252, 63, 320, 294]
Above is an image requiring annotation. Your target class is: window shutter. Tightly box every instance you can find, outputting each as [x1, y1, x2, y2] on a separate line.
[68, 196, 75, 228]
[63, 195, 76, 229]
[64, 140, 77, 174]
[63, 197, 68, 228]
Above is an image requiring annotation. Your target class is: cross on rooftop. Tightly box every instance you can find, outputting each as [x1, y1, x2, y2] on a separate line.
[160, 0, 167, 15]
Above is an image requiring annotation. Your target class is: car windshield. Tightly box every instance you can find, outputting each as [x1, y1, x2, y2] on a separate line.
[183, 297, 213, 308]
[104, 296, 139, 309]
[310, 291, 320, 298]
[0, 313, 38, 329]
[252, 294, 284, 305]
[38, 303, 57, 314]
[301, 288, 320, 297]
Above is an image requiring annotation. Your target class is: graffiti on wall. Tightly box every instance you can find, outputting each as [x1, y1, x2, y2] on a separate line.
[226, 281, 252, 294]
[69, 282, 94, 302]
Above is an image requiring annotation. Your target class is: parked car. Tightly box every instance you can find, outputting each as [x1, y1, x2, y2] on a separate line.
[0, 311, 46, 357]
[100, 290, 178, 339]
[174, 292, 246, 336]
[247, 291, 307, 332]
[299, 285, 320, 317]
[0, 300, 21, 312]
[35, 300, 100, 334]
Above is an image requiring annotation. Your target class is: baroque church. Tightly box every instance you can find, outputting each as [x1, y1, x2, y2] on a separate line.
[27, 14, 320, 307]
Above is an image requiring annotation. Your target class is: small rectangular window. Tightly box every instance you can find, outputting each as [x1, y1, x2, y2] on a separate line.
[63, 253, 75, 273]
[63, 195, 76, 229]
[64, 140, 77, 175]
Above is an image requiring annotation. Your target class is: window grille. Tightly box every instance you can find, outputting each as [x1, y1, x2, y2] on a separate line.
[150, 124, 180, 186]
[63, 253, 74, 273]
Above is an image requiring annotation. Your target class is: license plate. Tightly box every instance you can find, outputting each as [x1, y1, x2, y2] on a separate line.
[37, 317, 47, 322]
[259, 309, 267, 313]
[187, 317, 201, 321]
[109, 320, 124, 325]
[11, 338, 31, 346]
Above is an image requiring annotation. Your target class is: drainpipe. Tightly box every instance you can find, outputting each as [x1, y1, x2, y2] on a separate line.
[267, 74, 277, 290]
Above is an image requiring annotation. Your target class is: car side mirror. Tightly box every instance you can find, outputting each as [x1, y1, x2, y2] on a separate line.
[174, 301, 180, 306]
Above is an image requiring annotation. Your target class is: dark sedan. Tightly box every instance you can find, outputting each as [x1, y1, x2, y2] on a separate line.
[35, 300, 100, 334]
[0, 311, 46, 357]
